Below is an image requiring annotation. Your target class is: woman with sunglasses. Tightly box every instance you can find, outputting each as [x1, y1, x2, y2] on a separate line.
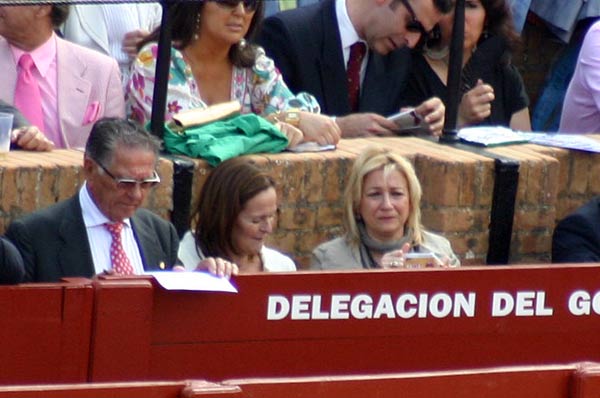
[403, 0, 530, 130]
[126, 0, 340, 147]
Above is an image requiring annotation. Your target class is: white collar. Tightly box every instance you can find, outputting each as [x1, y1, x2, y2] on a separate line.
[335, 0, 364, 51]
[79, 182, 132, 228]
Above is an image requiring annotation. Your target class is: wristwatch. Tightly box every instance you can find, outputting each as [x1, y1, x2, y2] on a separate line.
[268, 108, 301, 127]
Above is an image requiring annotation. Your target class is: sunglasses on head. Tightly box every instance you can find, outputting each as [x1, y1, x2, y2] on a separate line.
[211, 0, 259, 12]
[398, 0, 430, 38]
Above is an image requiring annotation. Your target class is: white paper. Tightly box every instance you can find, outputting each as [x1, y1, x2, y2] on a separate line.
[146, 271, 238, 293]
[286, 142, 336, 152]
[519, 132, 600, 153]
[458, 126, 530, 146]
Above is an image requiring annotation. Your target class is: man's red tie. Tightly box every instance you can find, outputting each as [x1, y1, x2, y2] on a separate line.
[104, 222, 134, 275]
[346, 42, 367, 113]
[14, 53, 45, 132]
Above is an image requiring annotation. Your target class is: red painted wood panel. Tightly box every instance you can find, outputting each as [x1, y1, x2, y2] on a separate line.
[0, 380, 240, 398]
[88, 278, 154, 381]
[225, 365, 575, 398]
[0, 278, 93, 384]
[88, 264, 600, 381]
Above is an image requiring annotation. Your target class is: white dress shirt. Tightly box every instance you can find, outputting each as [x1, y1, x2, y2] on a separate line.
[79, 183, 145, 275]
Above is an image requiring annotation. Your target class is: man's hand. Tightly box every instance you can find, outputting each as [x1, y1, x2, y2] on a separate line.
[414, 97, 446, 136]
[11, 126, 54, 151]
[335, 113, 398, 137]
[122, 29, 150, 59]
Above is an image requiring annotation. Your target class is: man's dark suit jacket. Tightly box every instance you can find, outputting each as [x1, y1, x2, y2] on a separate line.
[256, 0, 411, 117]
[0, 237, 24, 284]
[552, 196, 600, 263]
[5, 195, 179, 282]
[0, 99, 28, 129]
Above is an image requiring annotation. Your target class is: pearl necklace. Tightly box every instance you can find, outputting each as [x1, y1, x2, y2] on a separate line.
[424, 45, 450, 64]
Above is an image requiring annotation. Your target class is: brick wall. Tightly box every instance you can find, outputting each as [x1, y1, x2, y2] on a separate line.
[183, 137, 600, 269]
[1, 137, 599, 270]
[0, 149, 174, 231]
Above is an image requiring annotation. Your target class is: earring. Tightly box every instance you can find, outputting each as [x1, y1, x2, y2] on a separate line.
[193, 12, 201, 41]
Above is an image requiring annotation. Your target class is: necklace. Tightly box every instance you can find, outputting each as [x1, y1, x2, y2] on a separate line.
[424, 45, 450, 63]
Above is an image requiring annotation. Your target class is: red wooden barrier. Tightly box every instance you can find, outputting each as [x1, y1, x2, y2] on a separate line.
[571, 363, 600, 398]
[0, 380, 240, 398]
[4, 363, 600, 398]
[225, 364, 577, 398]
[88, 264, 600, 381]
[0, 278, 93, 384]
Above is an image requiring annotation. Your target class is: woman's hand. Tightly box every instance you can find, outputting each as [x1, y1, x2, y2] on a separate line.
[194, 257, 239, 278]
[275, 121, 304, 148]
[458, 79, 495, 127]
[298, 112, 341, 145]
[380, 243, 411, 269]
[11, 126, 54, 151]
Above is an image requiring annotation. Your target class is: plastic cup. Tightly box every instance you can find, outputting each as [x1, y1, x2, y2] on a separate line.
[0, 112, 14, 159]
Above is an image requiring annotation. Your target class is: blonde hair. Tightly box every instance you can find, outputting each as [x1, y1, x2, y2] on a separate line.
[343, 146, 424, 246]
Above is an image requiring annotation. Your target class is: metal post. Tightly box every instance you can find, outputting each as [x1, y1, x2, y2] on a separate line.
[439, 0, 465, 143]
[149, 0, 175, 139]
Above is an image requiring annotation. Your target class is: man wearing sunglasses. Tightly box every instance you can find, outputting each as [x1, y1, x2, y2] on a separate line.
[257, 0, 452, 137]
[6, 118, 180, 282]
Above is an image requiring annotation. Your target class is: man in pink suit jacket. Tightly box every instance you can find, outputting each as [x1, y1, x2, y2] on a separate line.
[0, 5, 125, 149]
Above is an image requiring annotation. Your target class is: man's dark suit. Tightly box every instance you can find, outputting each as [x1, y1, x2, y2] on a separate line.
[256, 0, 411, 117]
[552, 196, 600, 263]
[0, 237, 24, 284]
[6, 195, 179, 282]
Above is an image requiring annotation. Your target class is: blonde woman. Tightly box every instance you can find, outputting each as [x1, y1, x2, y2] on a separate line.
[311, 146, 459, 270]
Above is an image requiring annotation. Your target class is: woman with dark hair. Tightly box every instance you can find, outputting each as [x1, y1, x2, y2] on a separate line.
[404, 0, 531, 130]
[178, 156, 296, 273]
[126, 0, 340, 146]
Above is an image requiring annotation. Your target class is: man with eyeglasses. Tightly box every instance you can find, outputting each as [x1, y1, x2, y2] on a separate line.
[256, 0, 453, 137]
[5, 118, 180, 282]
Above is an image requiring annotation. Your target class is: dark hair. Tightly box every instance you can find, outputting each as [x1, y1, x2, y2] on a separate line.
[50, 5, 69, 28]
[193, 156, 276, 260]
[433, 0, 454, 13]
[140, 0, 265, 68]
[85, 118, 161, 167]
[425, 0, 520, 54]
[480, 0, 521, 53]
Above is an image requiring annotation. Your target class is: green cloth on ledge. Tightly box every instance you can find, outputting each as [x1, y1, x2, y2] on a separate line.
[162, 114, 289, 166]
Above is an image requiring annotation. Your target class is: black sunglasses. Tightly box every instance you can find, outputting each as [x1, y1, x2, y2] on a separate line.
[97, 162, 161, 190]
[398, 0, 430, 38]
[211, 0, 259, 12]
